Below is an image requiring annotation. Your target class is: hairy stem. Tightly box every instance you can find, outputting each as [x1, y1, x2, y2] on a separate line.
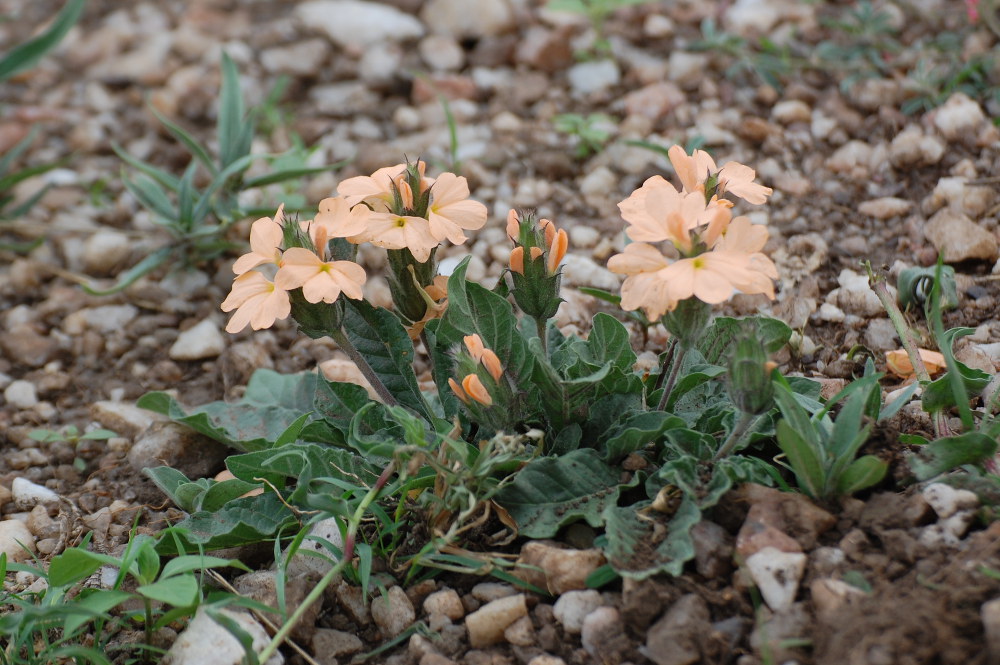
[866, 264, 948, 439]
[330, 327, 398, 406]
[534, 316, 547, 356]
[714, 411, 762, 461]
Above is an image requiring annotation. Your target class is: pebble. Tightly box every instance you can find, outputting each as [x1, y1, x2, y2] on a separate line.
[161, 606, 283, 665]
[418, 35, 464, 71]
[552, 589, 604, 635]
[667, 51, 709, 89]
[470, 582, 517, 603]
[4, 380, 38, 408]
[2, 325, 60, 368]
[233, 570, 320, 641]
[922, 483, 979, 520]
[12, 477, 60, 509]
[371, 586, 416, 639]
[644, 594, 710, 665]
[503, 615, 536, 646]
[311, 628, 364, 660]
[924, 209, 999, 262]
[622, 82, 685, 122]
[465, 593, 528, 648]
[90, 400, 164, 438]
[581, 606, 628, 663]
[424, 588, 466, 621]
[295, 0, 424, 49]
[932, 92, 986, 141]
[515, 541, 607, 594]
[62, 305, 138, 335]
[834, 268, 887, 317]
[169, 319, 227, 361]
[770, 99, 811, 125]
[516, 26, 574, 73]
[127, 422, 229, 479]
[420, 0, 515, 38]
[285, 516, 345, 578]
[864, 318, 899, 351]
[826, 140, 873, 174]
[858, 197, 913, 219]
[810, 578, 866, 624]
[745, 547, 807, 613]
[0, 519, 36, 562]
[260, 39, 330, 76]
[567, 60, 620, 97]
[82, 230, 131, 276]
[982, 597, 1000, 663]
[690, 520, 734, 578]
[559, 253, 619, 291]
[359, 44, 404, 85]
[890, 125, 944, 167]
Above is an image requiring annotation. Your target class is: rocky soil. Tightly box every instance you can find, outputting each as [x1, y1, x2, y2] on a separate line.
[2, 0, 1000, 663]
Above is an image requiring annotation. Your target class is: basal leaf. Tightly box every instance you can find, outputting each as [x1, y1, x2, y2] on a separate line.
[602, 498, 700, 579]
[587, 313, 637, 372]
[137, 574, 199, 607]
[698, 316, 792, 365]
[602, 411, 684, 461]
[921, 361, 992, 413]
[836, 455, 888, 494]
[495, 448, 629, 538]
[907, 432, 999, 481]
[137, 369, 327, 452]
[154, 492, 297, 553]
[343, 299, 431, 420]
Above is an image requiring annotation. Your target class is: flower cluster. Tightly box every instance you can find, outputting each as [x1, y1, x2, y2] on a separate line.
[608, 145, 778, 321]
[505, 210, 569, 324]
[221, 161, 487, 334]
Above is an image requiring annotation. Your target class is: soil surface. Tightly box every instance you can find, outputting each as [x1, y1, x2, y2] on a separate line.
[2, 0, 1000, 664]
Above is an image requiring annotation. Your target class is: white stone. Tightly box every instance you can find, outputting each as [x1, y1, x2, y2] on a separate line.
[835, 269, 886, 317]
[295, 1, 424, 49]
[581, 606, 621, 658]
[922, 483, 979, 520]
[568, 225, 600, 249]
[4, 380, 38, 409]
[62, 305, 139, 335]
[471, 582, 517, 603]
[12, 477, 60, 509]
[724, 0, 783, 34]
[745, 547, 807, 613]
[91, 400, 165, 438]
[644, 14, 675, 37]
[858, 197, 913, 219]
[567, 60, 620, 97]
[578, 166, 617, 207]
[418, 35, 464, 71]
[424, 588, 465, 620]
[82, 230, 132, 276]
[260, 39, 330, 76]
[284, 516, 344, 578]
[890, 125, 945, 167]
[667, 51, 709, 89]
[161, 606, 283, 665]
[552, 589, 604, 635]
[932, 92, 986, 141]
[771, 100, 811, 124]
[420, 0, 514, 38]
[0, 519, 36, 562]
[559, 254, 619, 291]
[982, 597, 1000, 662]
[924, 209, 999, 263]
[371, 586, 415, 639]
[465, 593, 528, 647]
[358, 43, 403, 84]
[170, 319, 226, 361]
[826, 140, 873, 173]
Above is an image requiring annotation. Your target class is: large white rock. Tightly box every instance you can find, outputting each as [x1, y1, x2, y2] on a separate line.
[420, 0, 515, 38]
[161, 606, 283, 665]
[296, 1, 424, 49]
[924, 209, 999, 263]
[0, 519, 36, 562]
[12, 477, 60, 509]
[552, 589, 604, 635]
[932, 92, 986, 141]
[170, 319, 227, 361]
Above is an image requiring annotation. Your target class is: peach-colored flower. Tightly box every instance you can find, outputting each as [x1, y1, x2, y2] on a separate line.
[609, 241, 777, 319]
[426, 172, 488, 245]
[667, 145, 772, 205]
[354, 211, 439, 262]
[449, 377, 471, 405]
[461, 374, 493, 406]
[509, 246, 545, 275]
[547, 226, 569, 274]
[312, 196, 371, 241]
[618, 179, 730, 253]
[338, 162, 432, 212]
[221, 271, 291, 333]
[274, 228, 367, 304]
[505, 209, 520, 241]
[233, 206, 285, 275]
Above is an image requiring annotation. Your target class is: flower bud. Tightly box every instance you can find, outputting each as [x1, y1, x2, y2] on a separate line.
[461, 374, 493, 406]
[506, 210, 566, 321]
[726, 334, 775, 415]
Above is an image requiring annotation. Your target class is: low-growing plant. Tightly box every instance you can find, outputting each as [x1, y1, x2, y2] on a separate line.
[28, 425, 117, 471]
[553, 112, 616, 158]
[84, 52, 338, 295]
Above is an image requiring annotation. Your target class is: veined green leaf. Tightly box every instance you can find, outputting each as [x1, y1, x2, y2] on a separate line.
[907, 432, 998, 481]
[836, 455, 888, 494]
[775, 419, 825, 499]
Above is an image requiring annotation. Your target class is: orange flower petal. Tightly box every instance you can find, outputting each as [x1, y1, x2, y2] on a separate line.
[462, 374, 493, 406]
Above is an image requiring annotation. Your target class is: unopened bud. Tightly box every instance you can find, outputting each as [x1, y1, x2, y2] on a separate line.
[727, 334, 775, 415]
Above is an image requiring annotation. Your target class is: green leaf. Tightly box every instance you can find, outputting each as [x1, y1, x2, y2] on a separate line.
[311, 377, 376, 442]
[921, 360, 991, 413]
[111, 142, 182, 192]
[151, 106, 218, 175]
[48, 548, 118, 587]
[698, 316, 792, 365]
[586, 313, 636, 371]
[495, 448, 629, 538]
[144, 466, 211, 513]
[836, 455, 888, 494]
[907, 432, 999, 481]
[602, 411, 683, 461]
[137, 369, 324, 452]
[161, 555, 249, 579]
[243, 165, 337, 189]
[225, 442, 381, 495]
[342, 299, 431, 420]
[155, 492, 297, 553]
[775, 419, 826, 499]
[602, 498, 700, 579]
[63, 590, 134, 636]
[218, 52, 253, 169]
[0, 0, 86, 82]
[138, 573, 199, 607]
